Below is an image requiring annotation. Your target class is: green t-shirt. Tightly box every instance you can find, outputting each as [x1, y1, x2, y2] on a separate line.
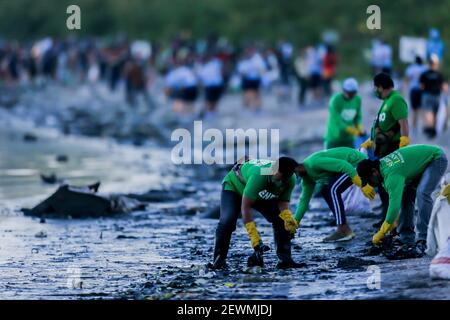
[294, 148, 368, 221]
[222, 159, 296, 202]
[325, 93, 362, 143]
[371, 90, 408, 140]
[381, 145, 443, 224]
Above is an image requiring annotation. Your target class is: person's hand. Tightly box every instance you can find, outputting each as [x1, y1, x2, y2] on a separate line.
[279, 210, 299, 234]
[399, 136, 410, 148]
[360, 138, 373, 149]
[346, 126, 360, 136]
[361, 184, 376, 200]
[372, 221, 396, 246]
[245, 221, 261, 249]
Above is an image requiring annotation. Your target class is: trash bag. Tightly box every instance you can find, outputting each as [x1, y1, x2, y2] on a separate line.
[342, 184, 371, 215]
[426, 182, 450, 257]
[430, 237, 450, 280]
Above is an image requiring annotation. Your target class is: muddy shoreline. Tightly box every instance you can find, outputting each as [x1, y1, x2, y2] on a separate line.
[0, 83, 449, 300]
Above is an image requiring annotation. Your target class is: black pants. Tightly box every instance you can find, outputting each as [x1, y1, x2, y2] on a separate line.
[213, 190, 293, 264]
[321, 174, 353, 225]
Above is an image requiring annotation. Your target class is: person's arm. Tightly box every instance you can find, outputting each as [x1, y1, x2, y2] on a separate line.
[241, 196, 255, 224]
[399, 118, 409, 137]
[384, 177, 405, 224]
[373, 176, 405, 245]
[278, 201, 290, 212]
[294, 178, 315, 222]
[392, 96, 410, 147]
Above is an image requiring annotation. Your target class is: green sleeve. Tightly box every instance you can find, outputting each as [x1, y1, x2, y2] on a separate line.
[313, 157, 358, 179]
[242, 174, 265, 200]
[279, 175, 296, 201]
[329, 95, 348, 130]
[294, 178, 315, 222]
[384, 175, 405, 224]
[391, 96, 408, 121]
[355, 96, 362, 126]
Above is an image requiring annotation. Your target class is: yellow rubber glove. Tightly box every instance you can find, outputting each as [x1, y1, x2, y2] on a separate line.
[372, 221, 396, 246]
[361, 184, 376, 200]
[279, 210, 299, 234]
[245, 221, 262, 249]
[351, 175, 362, 188]
[399, 136, 410, 148]
[357, 124, 364, 133]
[442, 184, 450, 205]
[360, 138, 373, 149]
[345, 126, 360, 136]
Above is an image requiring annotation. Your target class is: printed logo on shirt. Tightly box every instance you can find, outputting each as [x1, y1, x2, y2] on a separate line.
[341, 109, 357, 121]
[378, 112, 386, 122]
[258, 190, 277, 200]
[381, 150, 404, 168]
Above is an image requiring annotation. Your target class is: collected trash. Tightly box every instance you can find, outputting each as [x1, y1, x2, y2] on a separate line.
[342, 184, 371, 215]
[34, 231, 47, 238]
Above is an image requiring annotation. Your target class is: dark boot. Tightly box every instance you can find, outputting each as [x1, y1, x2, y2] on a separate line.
[209, 226, 232, 270]
[273, 228, 306, 269]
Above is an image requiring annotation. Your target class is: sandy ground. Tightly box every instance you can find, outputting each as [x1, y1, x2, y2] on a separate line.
[0, 82, 449, 300]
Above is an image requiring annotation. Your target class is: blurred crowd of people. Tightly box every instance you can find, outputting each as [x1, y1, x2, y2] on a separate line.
[0, 35, 338, 117]
[402, 29, 448, 139]
[0, 30, 448, 139]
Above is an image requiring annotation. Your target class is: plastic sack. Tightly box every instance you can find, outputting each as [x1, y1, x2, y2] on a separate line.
[430, 237, 450, 280]
[342, 184, 371, 215]
[426, 175, 450, 257]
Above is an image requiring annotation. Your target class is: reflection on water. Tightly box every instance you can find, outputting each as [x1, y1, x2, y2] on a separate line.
[0, 126, 179, 206]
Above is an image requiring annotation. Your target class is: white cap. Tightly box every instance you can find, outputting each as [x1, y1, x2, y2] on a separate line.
[343, 78, 359, 93]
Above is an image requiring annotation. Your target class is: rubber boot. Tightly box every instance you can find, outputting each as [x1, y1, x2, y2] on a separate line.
[209, 226, 232, 270]
[273, 227, 306, 269]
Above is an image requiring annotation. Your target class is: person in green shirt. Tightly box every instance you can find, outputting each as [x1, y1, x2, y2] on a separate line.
[324, 78, 363, 149]
[360, 73, 411, 229]
[209, 157, 304, 270]
[361, 73, 410, 158]
[293, 147, 376, 242]
[356, 145, 448, 256]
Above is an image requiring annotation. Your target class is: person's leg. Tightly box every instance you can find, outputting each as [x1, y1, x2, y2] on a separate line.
[416, 155, 448, 242]
[212, 189, 242, 267]
[320, 174, 354, 241]
[321, 174, 352, 227]
[397, 183, 417, 245]
[253, 201, 302, 268]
